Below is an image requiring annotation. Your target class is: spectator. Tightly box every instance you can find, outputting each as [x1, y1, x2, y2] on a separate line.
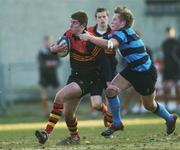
[38, 35, 60, 116]
[161, 26, 180, 112]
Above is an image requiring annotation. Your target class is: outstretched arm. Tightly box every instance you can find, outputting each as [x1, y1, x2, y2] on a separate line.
[80, 31, 119, 49]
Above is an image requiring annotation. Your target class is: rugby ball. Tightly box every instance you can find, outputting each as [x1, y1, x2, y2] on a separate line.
[57, 36, 71, 57]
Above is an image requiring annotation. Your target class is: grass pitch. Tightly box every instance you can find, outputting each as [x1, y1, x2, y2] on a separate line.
[0, 102, 179, 150]
[0, 118, 180, 150]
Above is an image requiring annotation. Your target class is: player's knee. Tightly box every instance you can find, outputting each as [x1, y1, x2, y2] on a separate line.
[54, 92, 65, 103]
[106, 84, 120, 98]
[106, 88, 117, 98]
[143, 102, 156, 111]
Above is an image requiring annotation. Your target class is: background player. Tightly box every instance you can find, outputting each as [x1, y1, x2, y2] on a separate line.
[87, 7, 119, 127]
[161, 26, 180, 111]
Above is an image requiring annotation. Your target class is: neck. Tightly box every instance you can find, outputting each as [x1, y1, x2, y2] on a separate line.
[75, 28, 85, 36]
[74, 31, 82, 37]
[97, 25, 107, 31]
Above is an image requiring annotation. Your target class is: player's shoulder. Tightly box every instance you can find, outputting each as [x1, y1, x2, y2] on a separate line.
[87, 26, 95, 34]
[87, 26, 94, 31]
[111, 30, 126, 43]
[114, 30, 126, 37]
[64, 29, 72, 38]
[112, 28, 135, 42]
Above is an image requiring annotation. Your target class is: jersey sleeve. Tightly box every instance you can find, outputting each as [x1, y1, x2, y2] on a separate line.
[103, 34, 113, 40]
[111, 31, 126, 44]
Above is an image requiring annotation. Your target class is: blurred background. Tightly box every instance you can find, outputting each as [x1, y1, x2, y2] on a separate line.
[0, 0, 180, 122]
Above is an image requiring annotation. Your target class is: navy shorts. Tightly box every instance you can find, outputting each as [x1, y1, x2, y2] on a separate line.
[120, 65, 157, 96]
[67, 70, 103, 97]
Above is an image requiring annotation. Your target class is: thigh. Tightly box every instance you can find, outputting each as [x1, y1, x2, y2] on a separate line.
[111, 73, 131, 92]
[106, 73, 131, 97]
[55, 82, 82, 103]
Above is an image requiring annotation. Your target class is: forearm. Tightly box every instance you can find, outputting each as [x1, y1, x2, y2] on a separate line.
[89, 35, 108, 48]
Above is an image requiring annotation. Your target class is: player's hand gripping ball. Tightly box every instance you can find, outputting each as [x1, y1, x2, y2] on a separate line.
[57, 36, 71, 57]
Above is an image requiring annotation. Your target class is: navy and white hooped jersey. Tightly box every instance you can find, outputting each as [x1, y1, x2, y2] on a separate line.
[107, 28, 152, 72]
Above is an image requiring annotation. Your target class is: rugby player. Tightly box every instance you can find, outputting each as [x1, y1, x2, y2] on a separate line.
[80, 5, 177, 137]
[88, 7, 120, 127]
[35, 11, 113, 145]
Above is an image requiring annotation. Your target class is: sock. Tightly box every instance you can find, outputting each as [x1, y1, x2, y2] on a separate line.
[45, 102, 63, 134]
[97, 102, 108, 113]
[154, 102, 173, 123]
[108, 96, 122, 126]
[66, 116, 80, 138]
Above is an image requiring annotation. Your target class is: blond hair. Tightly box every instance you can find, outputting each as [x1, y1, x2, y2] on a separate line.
[114, 5, 134, 28]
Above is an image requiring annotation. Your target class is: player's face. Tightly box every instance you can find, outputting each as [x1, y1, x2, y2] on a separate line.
[96, 11, 109, 28]
[167, 28, 176, 38]
[70, 19, 84, 35]
[111, 13, 126, 30]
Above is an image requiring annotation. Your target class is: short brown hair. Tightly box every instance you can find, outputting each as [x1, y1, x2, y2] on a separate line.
[114, 5, 134, 28]
[95, 8, 109, 18]
[71, 11, 88, 27]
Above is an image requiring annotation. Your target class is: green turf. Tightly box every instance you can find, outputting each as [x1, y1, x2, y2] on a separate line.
[0, 101, 160, 124]
[0, 122, 180, 150]
[0, 103, 180, 150]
